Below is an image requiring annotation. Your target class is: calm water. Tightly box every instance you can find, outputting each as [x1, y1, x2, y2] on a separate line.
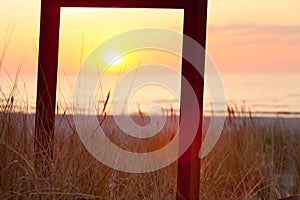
[1, 72, 299, 117]
[221, 72, 300, 117]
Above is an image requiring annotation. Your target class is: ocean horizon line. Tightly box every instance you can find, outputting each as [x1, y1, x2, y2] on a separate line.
[2, 109, 300, 119]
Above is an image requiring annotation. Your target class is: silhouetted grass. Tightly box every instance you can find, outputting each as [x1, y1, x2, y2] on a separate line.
[1, 92, 300, 199]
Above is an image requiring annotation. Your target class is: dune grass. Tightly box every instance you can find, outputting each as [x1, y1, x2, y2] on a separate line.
[1, 93, 300, 200]
[200, 107, 300, 199]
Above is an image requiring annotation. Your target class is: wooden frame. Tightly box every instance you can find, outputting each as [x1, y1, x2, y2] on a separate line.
[35, 0, 207, 199]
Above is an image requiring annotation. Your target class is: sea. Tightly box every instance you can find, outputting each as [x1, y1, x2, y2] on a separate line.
[1, 71, 299, 118]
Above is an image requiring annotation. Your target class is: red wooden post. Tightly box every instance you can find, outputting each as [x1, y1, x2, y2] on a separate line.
[35, 0, 61, 175]
[35, 0, 207, 197]
[177, 0, 208, 199]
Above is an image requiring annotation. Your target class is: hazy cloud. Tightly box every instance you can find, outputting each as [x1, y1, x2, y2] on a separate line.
[208, 23, 300, 44]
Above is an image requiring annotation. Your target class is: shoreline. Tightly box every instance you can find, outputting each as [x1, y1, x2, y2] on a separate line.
[3, 111, 300, 134]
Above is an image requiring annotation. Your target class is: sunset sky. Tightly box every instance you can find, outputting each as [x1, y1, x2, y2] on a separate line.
[1, 0, 299, 78]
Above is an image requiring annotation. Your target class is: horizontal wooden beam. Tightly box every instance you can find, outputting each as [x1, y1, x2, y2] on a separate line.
[61, 0, 185, 8]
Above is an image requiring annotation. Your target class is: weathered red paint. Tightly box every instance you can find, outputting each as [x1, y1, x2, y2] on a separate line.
[35, 0, 207, 198]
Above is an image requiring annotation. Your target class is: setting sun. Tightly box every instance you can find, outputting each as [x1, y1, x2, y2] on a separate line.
[103, 51, 122, 67]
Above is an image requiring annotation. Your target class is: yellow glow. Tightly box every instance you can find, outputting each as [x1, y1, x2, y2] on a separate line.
[57, 8, 184, 75]
[104, 51, 122, 66]
[0, 0, 299, 76]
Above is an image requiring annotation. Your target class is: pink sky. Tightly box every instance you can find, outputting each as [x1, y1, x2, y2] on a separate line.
[0, 0, 300, 77]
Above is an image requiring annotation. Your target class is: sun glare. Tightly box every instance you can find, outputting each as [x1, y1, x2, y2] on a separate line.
[104, 51, 122, 67]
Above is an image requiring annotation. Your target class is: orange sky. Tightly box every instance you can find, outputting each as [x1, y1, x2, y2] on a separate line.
[0, 0, 300, 77]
